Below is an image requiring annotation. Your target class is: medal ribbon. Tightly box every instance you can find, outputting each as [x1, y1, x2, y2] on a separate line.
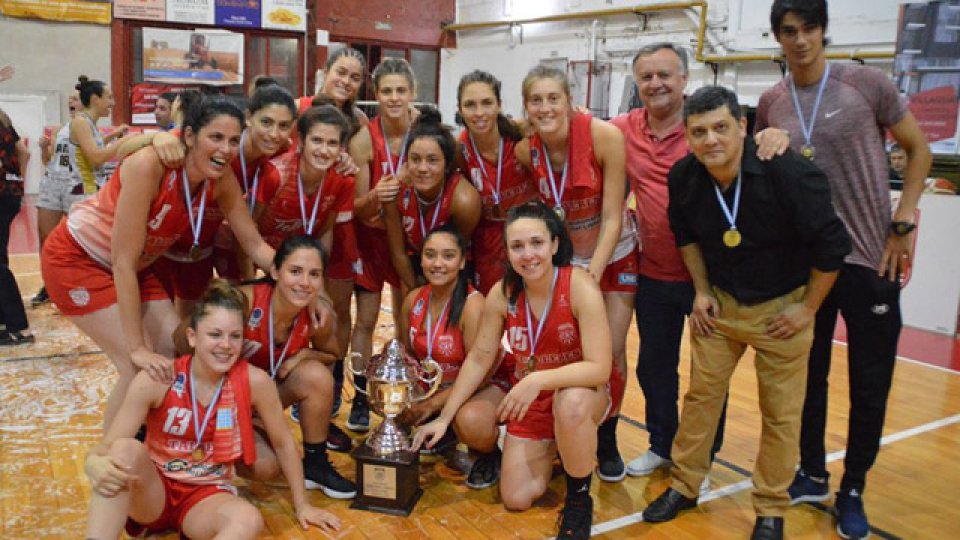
[417, 183, 446, 242]
[297, 171, 325, 236]
[523, 267, 560, 364]
[238, 131, 261, 214]
[424, 289, 452, 361]
[541, 141, 569, 210]
[182, 168, 208, 250]
[713, 169, 742, 234]
[268, 298, 298, 379]
[788, 62, 832, 150]
[380, 116, 410, 177]
[189, 363, 225, 458]
[468, 134, 504, 205]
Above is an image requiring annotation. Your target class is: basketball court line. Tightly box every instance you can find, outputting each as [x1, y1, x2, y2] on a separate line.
[585, 412, 960, 538]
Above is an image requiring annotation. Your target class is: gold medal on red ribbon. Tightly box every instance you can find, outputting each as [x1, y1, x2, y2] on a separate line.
[192, 445, 205, 461]
[723, 228, 742, 248]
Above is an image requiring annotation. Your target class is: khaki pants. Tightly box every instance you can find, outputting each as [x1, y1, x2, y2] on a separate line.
[670, 286, 811, 517]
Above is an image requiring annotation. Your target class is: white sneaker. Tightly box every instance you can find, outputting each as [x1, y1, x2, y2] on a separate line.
[626, 450, 671, 477]
[700, 476, 711, 496]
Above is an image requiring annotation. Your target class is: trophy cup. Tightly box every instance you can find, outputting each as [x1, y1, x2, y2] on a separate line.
[346, 339, 442, 515]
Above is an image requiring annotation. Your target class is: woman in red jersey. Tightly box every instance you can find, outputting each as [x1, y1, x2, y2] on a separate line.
[397, 224, 483, 430]
[84, 281, 339, 539]
[254, 105, 354, 258]
[515, 65, 635, 480]
[345, 56, 419, 432]
[413, 200, 615, 539]
[454, 70, 537, 294]
[383, 108, 481, 294]
[233, 235, 355, 499]
[153, 86, 298, 315]
[41, 96, 276, 428]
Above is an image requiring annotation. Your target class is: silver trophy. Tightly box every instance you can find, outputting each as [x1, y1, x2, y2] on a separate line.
[346, 339, 443, 456]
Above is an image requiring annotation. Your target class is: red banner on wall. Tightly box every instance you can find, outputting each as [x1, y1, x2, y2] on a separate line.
[130, 82, 197, 126]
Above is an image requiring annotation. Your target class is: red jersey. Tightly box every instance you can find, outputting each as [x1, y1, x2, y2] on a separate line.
[145, 354, 253, 485]
[241, 282, 312, 376]
[406, 284, 477, 386]
[67, 166, 214, 270]
[255, 152, 353, 249]
[459, 133, 537, 293]
[363, 116, 408, 230]
[397, 173, 462, 254]
[529, 113, 636, 265]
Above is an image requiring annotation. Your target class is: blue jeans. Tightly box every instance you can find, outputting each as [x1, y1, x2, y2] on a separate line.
[635, 276, 725, 459]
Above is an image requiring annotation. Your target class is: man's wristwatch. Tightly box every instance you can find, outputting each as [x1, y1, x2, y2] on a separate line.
[890, 221, 916, 236]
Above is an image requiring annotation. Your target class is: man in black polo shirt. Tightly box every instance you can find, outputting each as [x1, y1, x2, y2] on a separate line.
[641, 85, 850, 540]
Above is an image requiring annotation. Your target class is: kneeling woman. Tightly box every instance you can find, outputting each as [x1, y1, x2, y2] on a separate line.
[84, 282, 340, 539]
[228, 235, 356, 499]
[413, 201, 617, 539]
[396, 224, 483, 431]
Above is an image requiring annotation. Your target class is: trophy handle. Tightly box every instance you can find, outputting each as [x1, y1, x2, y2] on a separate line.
[345, 351, 369, 397]
[412, 357, 443, 402]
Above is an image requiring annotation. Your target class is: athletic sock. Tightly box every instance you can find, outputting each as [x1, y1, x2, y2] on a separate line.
[303, 442, 328, 466]
[566, 472, 592, 501]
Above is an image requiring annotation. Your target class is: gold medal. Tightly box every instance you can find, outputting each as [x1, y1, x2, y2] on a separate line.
[189, 243, 203, 261]
[801, 144, 815, 160]
[192, 445, 205, 461]
[723, 228, 742, 248]
[527, 355, 537, 373]
[554, 206, 565, 221]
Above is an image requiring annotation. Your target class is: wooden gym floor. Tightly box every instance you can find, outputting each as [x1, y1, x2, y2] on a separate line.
[2, 203, 959, 539]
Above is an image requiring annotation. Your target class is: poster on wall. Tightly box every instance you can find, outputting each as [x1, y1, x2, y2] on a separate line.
[114, 0, 165, 21]
[261, 0, 306, 32]
[167, 0, 215, 25]
[894, 0, 960, 154]
[142, 28, 244, 86]
[0, 0, 110, 25]
[130, 82, 197, 125]
[216, 0, 261, 28]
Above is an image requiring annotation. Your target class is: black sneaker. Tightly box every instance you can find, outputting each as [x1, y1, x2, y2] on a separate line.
[346, 392, 370, 432]
[303, 454, 356, 499]
[465, 449, 501, 489]
[326, 424, 352, 453]
[556, 496, 593, 540]
[596, 444, 626, 483]
[31, 286, 49, 307]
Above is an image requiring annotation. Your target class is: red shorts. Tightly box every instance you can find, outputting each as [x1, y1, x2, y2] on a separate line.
[152, 254, 215, 302]
[125, 472, 237, 536]
[353, 222, 399, 292]
[502, 355, 619, 441]
[326, 220, 358, 281]
[472, 221, 507, 295]
[598, 250, 639, 294]
[41, 224, 169, 316]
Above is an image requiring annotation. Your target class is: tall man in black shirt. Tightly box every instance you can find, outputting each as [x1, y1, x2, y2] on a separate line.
[641, 86, 851, 540]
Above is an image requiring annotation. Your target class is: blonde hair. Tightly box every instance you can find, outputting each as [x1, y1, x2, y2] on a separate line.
[521, 64, 570, 104]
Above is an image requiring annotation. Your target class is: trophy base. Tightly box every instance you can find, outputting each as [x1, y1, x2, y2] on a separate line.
[350, 445, 423, 516]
